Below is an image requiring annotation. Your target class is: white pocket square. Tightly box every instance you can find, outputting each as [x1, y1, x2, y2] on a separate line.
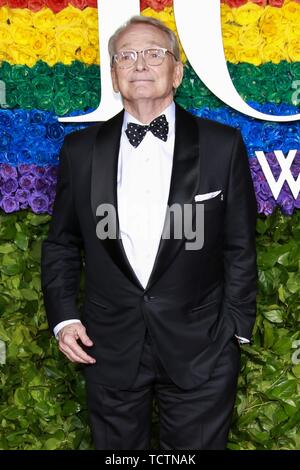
[194, 190, 222, 202]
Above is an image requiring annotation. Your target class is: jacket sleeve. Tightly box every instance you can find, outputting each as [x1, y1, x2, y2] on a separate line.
[41, 138, 83, 334]
[223, 130, 258, 340]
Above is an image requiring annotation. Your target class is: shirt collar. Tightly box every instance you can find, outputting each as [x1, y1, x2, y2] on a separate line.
[122, 101, 175, 131]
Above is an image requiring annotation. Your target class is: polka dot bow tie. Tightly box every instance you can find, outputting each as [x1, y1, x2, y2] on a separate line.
[125, 114, 169, 148]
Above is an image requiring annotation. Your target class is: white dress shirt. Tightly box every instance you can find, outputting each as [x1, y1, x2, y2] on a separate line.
[53, 101, 249, 344]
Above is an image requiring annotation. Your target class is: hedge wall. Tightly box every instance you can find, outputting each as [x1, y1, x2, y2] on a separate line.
[0, 209, 300, 450]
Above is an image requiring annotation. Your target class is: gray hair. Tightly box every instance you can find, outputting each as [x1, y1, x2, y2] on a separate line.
[108, 15, 181, 65]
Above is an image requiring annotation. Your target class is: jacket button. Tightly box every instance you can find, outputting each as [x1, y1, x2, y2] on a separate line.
[143, 295, 155, 302]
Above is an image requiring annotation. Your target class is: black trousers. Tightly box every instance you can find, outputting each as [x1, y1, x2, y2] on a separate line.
[85, 329, 241, 450]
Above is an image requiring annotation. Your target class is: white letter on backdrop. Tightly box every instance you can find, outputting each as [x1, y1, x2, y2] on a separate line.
[173, 0, 300, 122]
[59, 0, 140, 123]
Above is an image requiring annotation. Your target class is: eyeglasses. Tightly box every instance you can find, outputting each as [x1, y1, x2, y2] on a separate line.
[112, 47, 177, 68]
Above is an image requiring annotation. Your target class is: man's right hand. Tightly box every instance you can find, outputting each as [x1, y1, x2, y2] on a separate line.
[58, 323, 96, 364]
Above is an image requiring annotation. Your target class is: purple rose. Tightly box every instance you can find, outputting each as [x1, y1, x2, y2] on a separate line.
[19, 175, 34, 190]
[278, 190, 295, 216]
[28, 192, 49, 213]
[258, 181, 272, 201]
[32, 166, 46, 177]
[0, 164, 18, 179]
[45, 166, 58, 182]
[15, 189, 30, 209]
[33, 176, 48, 192]
[258, 198, 276, 216]
[2, 177, 18, 194]
[1, 196, 19, 213]
[249, 159, 261, 173]
[18, 164, 35, 175]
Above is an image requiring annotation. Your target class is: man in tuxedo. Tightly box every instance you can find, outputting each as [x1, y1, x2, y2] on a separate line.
[41, 15, 257, 450]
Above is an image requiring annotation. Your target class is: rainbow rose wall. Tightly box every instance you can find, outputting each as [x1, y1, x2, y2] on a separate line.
[0, 0, 300, 450]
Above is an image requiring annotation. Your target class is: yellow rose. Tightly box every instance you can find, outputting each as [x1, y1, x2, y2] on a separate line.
[288, 37, 300, 61]
[0, 51, 10, 63]
[238, 26, 263, 49]
[287, 24, 300, 41]
[223, 45, 237, 64]
[57, 43, 78, 65]
[0, 26, 13, 45]
[0, 6, 9, 23]
[78, 45, 99, 65]
[56, 5, 83, 27]
[9, 25, 34, 46]
[43, 29, 56, 44]
[10, 47, 36, 67]
[88, 29, 99, 48]
[82, 7, 99, 29]
[282, 1, 300, 24]
[56, 27, 89, 49]
[259, 9, 287, 41]
[44, 42, 61, 67]
[236, 46, 262, 66]
[141, 7, 186, 61]
[222, 24, 239, 48]
[30, 31, 49, 57]
[232, 3, 263, 27]
[142, 7, 176, 33]
[9, 8, 33, 27]
[261, 42, 286, 64]
[221, 4, 234, 24]
[32, 9, 56, 30]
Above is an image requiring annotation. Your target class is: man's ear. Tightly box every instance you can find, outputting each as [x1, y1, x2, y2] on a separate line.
[173, 61, 184, 90]
[111, 66, 119, 93]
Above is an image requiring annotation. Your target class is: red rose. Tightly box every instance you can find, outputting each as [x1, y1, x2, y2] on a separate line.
[268, 0, 284, 5]
[45, 0, 68, 13]
[7, 0, 28, 7]
[140, 0, 172, 12]
[0, 0, 7, 6]
[86, 0, 97, 7]
[251, 0, 267, 6]
[140, 0, 148, 10]
[28, 0, 45, 11]
[226, 0, 248, 7]
[70, 0, 87, 8]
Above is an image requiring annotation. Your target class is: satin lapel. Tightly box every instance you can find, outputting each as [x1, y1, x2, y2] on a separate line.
[91, 110, 144, 290]
[145, 104, 201, 291]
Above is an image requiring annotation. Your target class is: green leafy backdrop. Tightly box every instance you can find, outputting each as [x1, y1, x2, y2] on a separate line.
[0, 211, 300, 449]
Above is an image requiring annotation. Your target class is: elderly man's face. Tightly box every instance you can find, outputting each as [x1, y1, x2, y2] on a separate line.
[111, 23, 183, 105]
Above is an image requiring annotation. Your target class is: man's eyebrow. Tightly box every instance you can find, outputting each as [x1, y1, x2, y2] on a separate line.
[117, 41, 162, 50]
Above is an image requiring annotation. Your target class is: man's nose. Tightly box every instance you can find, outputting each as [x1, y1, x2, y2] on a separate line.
[135, 51, 147, 71]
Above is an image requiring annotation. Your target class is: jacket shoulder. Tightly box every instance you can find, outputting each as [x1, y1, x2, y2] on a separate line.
[63, 121, 104, 149]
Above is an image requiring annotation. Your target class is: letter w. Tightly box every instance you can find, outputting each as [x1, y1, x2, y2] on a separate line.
[255, 150, 300, 199]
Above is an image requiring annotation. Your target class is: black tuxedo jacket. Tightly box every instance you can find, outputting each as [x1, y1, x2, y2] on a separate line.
[41, 103, 257, 390]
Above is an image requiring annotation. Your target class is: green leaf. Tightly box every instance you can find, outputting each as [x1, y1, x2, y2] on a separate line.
[0, 243, 14, 254]
[291, 364, 300, 378]
[44, 438, 61, 450]
[266, 379, 298, 401]
[262, 309, 283, 323]
[287, 273, 300, 294]
[20, 289, 38, 301]
[14, 232, 29, 251]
